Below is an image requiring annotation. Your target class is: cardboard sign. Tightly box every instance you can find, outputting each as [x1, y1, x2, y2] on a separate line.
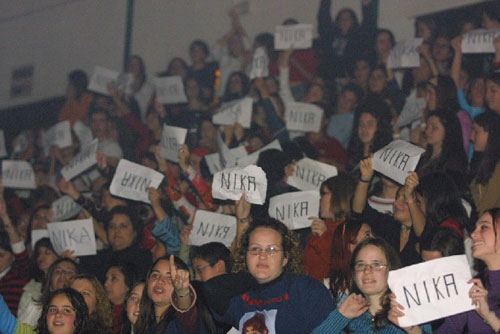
[268, 191, 320, 230]
[160, 124, 188, 163]
[189, 210, 237, 247]
[61, 139, 98, 180]
[286, 158, 338, 191]
[88, 66, 133, 95]
[72, 121, 94, 148]
[285, 102, 323, 133]
[274, 24, 313, 50]
[388, 255, 474, 327]
[205, 146, 248, 175]
[47, 218, 97, 256]
[110, 159, 165, 204]
[42, 121, 72, 155]
[462, 29, 500, 54]
[212, 165, 267, 205]
[31, 229, 49, 249]
[154, 76, 188, 104]
[2, 160, 36, 189]
[212, 97, 253, 128]
[373, 140, 425, 185]
[236, 140, 282, 167]
[388, 39, 423, 69]
[0, 130, 7, 158]
[397, 98, 427, 127]
[249, 47, 269, 79]
[51, 196, 82, 222]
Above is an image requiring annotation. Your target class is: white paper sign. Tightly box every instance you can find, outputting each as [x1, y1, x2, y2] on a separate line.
[189, 210, 237, 247]
[212, 97, 253, 128]
[12, 132, 29, 155]
[286, 157, 337, 191]
[274, 24, 313, 50]
[373, 140, 425, 185]
[462, 29, 500, 54]
[388, 255, 474, 327]
[212, 165, 267, 204]
[0, 130, 7, 158]
[160, 124, 188, 163]
[43, 121, 72, 155]
[249, 47, 269, 79]
[2, 160, 36, 189]
[268, 191, 320, 230]
[47, 218, 97, 256]
[51, 196, 82, 222]
[88, 66, 133, 95]
[397, 98, 427, 127]
[285, 102, 323, 133]
[110, 159, 165, 204]
[73, 121, 93, 148]
[205, 146, 248, 175]
[236, 140, 282, 167]
[388, 39, 423, 69]
[31, 229, 49, 249]
[61, 139, 98, 180]
[154, 76, 188, 104]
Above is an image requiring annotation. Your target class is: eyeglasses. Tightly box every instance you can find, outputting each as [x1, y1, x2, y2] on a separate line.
[247, 246, 284, 256]
[354, 262, 388, 272]
[53, 269, 76, 277]
[194, 264, 211, 276]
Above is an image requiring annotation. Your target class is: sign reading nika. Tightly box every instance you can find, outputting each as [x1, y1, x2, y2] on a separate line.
[388, 38, 423, 69]
[285, 102, 323, 133]
[388, 255, 474, 327]
[212, 97, 253, 128]
[268, 191, 320, 230]
[61, 139, 98, 180]
[462, 29, 500, 54]
[372, 140, 425, 185]
[287, 157, 337, 191]
[274, 24, 313, 50]
[110, 159, 165, 204]
[212, 165, 267, 205]
[47, 218, 97, 256]
[189, 210, 237, 247]
[2, 160, 36, 189]
[160, 124, 187, 163]
[51, 195, 81, 222]
[154, 76, 188, 104]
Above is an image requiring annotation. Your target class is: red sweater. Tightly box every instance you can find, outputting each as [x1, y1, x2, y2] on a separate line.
[0, 249, 30, 316]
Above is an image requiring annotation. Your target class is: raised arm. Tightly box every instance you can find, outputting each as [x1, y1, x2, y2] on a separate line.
[352, 156, 374, 214]
[450, 35, 463, 90]
[317, 0, 334, 41]
[404, 172, 425, 237]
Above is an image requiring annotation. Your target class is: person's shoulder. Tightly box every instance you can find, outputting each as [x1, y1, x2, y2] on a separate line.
[285, 274, 330, 291]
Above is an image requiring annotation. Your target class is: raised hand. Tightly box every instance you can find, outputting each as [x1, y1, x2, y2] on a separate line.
[309, 217, 327, 237]
[58, 177, 79, 200]
[359, 155, 374, 182]
[169, 254, 190, 297]
[338, 293, 369, 319]
[403, 171, 419, 202]
[235, 194, 251, 220]
[388, 293, 406, 326]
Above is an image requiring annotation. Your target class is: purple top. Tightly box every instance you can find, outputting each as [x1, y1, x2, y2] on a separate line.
[438, 270, 500, 333]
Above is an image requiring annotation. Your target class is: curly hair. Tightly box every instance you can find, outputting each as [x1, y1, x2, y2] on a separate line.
[37, 288, 91, 334]
[67, 274, 113, 333]
[232, 218, 305, 275]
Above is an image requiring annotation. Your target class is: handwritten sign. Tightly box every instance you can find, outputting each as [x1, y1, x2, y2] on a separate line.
[249, 47, 269, 79]
[0, 130, 6, 158]
[51, 196, 81, 222]
[42, 121, 72, 156]
[47, 218, 97, 256]
[236, 140, 282, 167]
[397, 98, 426, 127]
[388, 39, 423, 69]
[31, 229, 49, 249]
[268, 191, 320, 230]
[373, 140, 425, 185]
[205, 146, 248, 175]
[2, 160, 36, 189]
[160, 124, 188, 163]
[212, 97, 253, 128]
[287, 157, 337, 191]
[88, 66, 132, 95]
[110, 159, 165, 204]
[61, 139, 98, 180]
[212, 165, 267, 205]
[285, 102, 323, 133]
[462, 29, 500, 54]
[189, 210, 237, 247]
[274, 24, 313, 50]
[388, 255, 474, 327]
[154, 76, 188, 104]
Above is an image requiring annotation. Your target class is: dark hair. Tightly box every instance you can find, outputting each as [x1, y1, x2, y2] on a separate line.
[68, 70, 88, 100]
[32, 238, 57, 283]
[121, 281, 145, 334]
[334, 8, 359, 35]
[190, 40, 209, 58]
[415, 17, 437, 41]
[473, 112, 500, 184]
[475, 208, 500, 289]
[375, 29, 396, 49]
[256, 149, 291, 185]
[342, 83, 364, 104]
[223, 71, 250, 102]
[321, 172, 356, 220]
[108, 206, 142, 245]
[37, 288, 91, 334]
[134, 256, 189, 334]
[254, 33, 278, 62]
[350, 238, 401, 330]
[39, 258, 79, 307]
[483, 2, 500, 24]
[89, 107, 111, 122]
[0, 231, 12, 253]
[106, 262, 140, 296]
[190, 242, 232, 273]
[420, 227, 464, 257]
[26, 204, 52, 250]
[428, 76, 460, 112]
[165, 57, 188, 77]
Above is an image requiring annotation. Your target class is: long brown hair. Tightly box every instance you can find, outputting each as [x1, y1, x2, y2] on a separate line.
[322, 172, 356, 220]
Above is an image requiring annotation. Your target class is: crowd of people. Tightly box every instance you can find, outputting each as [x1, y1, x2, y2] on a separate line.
[1, 0, 500, 333]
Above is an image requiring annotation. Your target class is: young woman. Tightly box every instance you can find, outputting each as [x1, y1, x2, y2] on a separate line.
[122, 282, 145, 334]
[313, 238, 431, 333]
[485, 72, 500, 115]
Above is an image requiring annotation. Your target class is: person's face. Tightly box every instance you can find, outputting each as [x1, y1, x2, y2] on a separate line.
[147, 260, 174, 307]
[470, 123, 489, 152]
[90, 113, 108, 138]
[192, 258, 225, 281]
[71, 279, 97, 315]
[354, 245, 389, 298]
[470, 78, 486, 106]
[59, 146, 75, 165]
[248, 136, 265, 152]
[461, 22, 476, 34]
[421, 250, 443, 262]
[425, 115, 445, 147]
[51, 262, 76, 290]
[264, 77, 278, 94]
[147, 112, 161, 131]
[186, 79, 200, 100]
[126, 283, 144, 326]
[246, 227, 288, 284]
[169, 59, 187, 78]
[105, 267, 129, 305]
[0, 248, 14, 273]
[369, 69, 387, 93]
[338, 11, 354, 35]
[486, 80, 500, 113]
[417, 22, 432, 41]
[393, 188, 411, 223]
[350, 224, 374, 252]
[354, 61, 370, 86]
[304, 85, 324, 103]
[425, 84, 437, 110]
[151, 238, 167, 262]
[471, 213, 499, 263]
[338, 90, 357, 113]
[432, 37, 452, 62]
[413, 57, 432, 83]
[375, 32, 393, 56]
[190, 45, 206, 64]
[200, 121, 217, 140]
[319, 186, 332, 219]
[107, 214, 137, 251]
[358, 112, 377, 145]
[37, 246, 58, 273]
[32, 208, 51, 230]
[229, 74, 243, 95]
[46, 294, 77, 334]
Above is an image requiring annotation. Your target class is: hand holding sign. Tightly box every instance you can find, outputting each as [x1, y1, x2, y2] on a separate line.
[310, 217, 327, 236]
[403, 172, 419, 202]
[469, 278, 493, 322]
[212, 165, 267, 205]
[249, 47, 269, 79]
[359, 155, 374, 182]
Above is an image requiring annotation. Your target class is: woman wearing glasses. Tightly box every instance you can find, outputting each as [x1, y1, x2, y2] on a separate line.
[204, 218, 334, 333]
[313, 238, 431, 334]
